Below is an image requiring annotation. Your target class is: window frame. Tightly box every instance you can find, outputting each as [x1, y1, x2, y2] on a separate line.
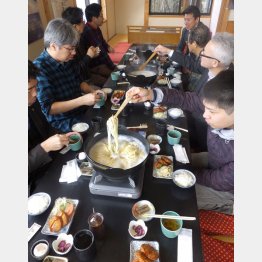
[149, 0, 213, 16]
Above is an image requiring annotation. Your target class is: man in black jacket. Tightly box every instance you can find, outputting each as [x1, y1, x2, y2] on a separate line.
[28, 60, 69, 194]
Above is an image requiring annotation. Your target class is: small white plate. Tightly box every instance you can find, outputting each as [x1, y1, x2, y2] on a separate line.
[28, 192, 51, 216]
[72, 122, 89, 133]
[129, 240, 160, 262]
[43, 256, 68, 262]
[132, 200, 155, 222]
[116, 64, 126, 70]
[101, 87, 113, 95]
[52, 233, 73, 255]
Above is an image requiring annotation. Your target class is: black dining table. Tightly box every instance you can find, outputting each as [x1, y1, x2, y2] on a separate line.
[28, 45, 203, 262]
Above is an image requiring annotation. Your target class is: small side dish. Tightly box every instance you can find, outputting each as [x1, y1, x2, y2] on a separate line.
[153, 155, 173, 179]
[153, 106, 167, 119]
[41, 197, 79, 236]
[132, 200, 155, 222]
[130, 241, 160, 262]
[128, 220, 148, 239]
[30, 239, 50, 261]
[52, 233, 73, 255]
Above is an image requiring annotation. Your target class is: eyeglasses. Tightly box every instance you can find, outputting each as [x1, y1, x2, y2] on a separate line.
[62, 46, 76, 52]
[199, 50, 220, 63]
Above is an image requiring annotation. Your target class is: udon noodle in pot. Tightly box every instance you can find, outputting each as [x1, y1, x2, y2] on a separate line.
[89, 114, 147, 169]
[89, 135, 147, 169]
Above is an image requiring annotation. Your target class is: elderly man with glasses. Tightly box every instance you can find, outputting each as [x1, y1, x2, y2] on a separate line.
[154, 32, 234, 152]
[34, 18, 106, 133]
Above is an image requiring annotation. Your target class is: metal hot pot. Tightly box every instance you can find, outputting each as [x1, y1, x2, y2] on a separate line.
[84, 128, 150, 182]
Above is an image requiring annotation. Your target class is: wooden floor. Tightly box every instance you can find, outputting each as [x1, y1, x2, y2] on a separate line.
[108, 34, 128, 48]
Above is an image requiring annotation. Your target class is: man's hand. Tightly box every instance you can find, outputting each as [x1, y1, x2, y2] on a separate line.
[126, 87, 153, 103]
[40, 134, 69, 153]
[154, 45, 172, 56]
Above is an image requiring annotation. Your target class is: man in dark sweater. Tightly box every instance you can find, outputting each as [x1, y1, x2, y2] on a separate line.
[28, 60, 70, 194]
[127, 70, 234, 214]
[154, 32, 234, 152]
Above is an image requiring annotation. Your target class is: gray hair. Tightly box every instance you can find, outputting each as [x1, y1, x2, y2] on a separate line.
[211, 32, 234, 67]
[44, 18, 79, 48]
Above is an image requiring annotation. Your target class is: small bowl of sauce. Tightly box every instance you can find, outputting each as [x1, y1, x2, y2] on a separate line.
[30, 239, 50, 260]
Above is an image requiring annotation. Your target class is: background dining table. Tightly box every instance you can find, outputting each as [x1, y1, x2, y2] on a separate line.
[28, 44, 203, 261]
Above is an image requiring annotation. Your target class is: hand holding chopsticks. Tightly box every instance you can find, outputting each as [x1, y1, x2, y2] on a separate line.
[138, 51, 157, 71]
[142, 213, 196, 221]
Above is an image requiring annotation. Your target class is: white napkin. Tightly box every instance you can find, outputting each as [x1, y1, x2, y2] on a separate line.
[177, 228, 193, 262]
[173, 144, 190, 164]
[59, 159, 81, 183]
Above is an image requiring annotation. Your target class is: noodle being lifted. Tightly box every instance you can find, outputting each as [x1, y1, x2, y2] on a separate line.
[88, 95, 147, 169]
[107, 115, 119, 155]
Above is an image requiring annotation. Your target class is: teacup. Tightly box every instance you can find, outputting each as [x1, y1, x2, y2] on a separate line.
[111, 71, 120, 81]
[96, 93, 105, 107]
[167, 130, 181, 145]
[68, 132, 83, 151]
[160, 211, 183, 238]
[167, 67, 175, 75]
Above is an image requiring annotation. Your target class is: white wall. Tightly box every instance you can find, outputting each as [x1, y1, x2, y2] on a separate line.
[148, 17, 210, 27]
[114, 0, 211, 34]
[115, 0, 144, 34]
[106, 0, 116, 39]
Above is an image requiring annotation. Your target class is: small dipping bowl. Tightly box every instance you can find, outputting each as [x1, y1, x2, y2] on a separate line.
[132, 200, 155, 222]
[147, 134, 162, 145]
[52, 233, 73, 255]
[30, 239, 50, 261]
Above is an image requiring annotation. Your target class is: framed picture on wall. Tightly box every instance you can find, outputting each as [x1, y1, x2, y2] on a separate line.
[149, 0, 181, 15]
[28, 0, 44, 44]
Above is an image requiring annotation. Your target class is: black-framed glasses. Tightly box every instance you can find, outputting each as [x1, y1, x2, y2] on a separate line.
[199, 50, 220, 63]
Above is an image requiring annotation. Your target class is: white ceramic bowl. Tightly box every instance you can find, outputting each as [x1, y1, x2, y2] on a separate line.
[168, 108, 183, 119]
[147, 134, 162, 145]
[52, 233, 73, 255]
[72, 122, 89, 133]
[170, 78, 182, 87]
[28, 192, 51, 216]
[128, 219, 148, 239]
[116, 64, 126, 70]
[172, 169, 196, 188]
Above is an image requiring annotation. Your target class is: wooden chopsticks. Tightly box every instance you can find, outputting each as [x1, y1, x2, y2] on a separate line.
[142, 213, 196, 221]
[114, 96, 132, 118]
[138, 51, 157, 71]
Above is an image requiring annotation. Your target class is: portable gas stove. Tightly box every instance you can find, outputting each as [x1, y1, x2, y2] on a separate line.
[89, 166, 145, 199]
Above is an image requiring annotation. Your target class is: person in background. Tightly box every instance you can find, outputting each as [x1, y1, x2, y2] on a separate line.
[34, 18, 106, 133]
[127, 70, 234, 214]
[177, 5, 206, 54]
[176, 5, 210, 90]
[186, 23, 211, 91]
[81, 3, 115, 85]
[62, 7, 102, 87]
[154, 32, 234, 152]
[28, 60, 69, 194]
